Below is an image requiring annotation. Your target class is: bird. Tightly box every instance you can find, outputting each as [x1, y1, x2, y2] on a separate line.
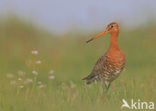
[82, 22, 125, 91]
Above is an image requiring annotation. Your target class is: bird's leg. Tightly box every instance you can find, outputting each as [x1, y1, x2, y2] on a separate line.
[100, 81, 110, 101]
[104, 81, 111, 93]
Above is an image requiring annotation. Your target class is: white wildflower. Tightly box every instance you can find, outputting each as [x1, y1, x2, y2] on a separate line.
[49, 70, 54, 74]
[36, 60, 42, 64]
[6, 73, 14, 78]
[32, 70, 38, 75]
[31, 50, 38, 55]
[18, 77, 22, 81]
[38, 84, 45, 88]
[26, 78, 33, 83]
[48, 75, 55, 80]
[18, 70, 25, 76]
[19, 85, 24, 89]
[38, 81, 42, 84]
[24, 78, 33, 84]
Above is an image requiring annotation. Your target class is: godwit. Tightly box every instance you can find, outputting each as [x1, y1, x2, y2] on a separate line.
[83, 22, 125, 91]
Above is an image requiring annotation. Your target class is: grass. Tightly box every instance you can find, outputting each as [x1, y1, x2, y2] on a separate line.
[0, 17, 156, 111]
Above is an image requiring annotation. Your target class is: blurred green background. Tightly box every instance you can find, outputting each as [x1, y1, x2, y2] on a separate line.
[0, 16, 155, 111]
[0, 0, 156, 111]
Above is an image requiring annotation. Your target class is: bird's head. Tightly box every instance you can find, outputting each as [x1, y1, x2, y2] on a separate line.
[86, 22, 119, 43]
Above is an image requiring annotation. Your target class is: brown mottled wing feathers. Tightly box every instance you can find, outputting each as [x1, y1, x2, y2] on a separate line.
[82, 54, 108, 81]
[83, 51, 125, 84]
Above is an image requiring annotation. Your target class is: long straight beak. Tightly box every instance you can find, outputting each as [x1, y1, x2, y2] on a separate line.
[86, 30, 108, 43]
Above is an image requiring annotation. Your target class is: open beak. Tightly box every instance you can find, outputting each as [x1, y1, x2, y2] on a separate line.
[86, 30, 109, 43]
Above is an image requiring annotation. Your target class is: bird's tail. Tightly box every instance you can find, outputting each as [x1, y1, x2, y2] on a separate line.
[82, 74, 96, 84]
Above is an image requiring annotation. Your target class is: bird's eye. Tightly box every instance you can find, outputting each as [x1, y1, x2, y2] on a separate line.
[111, 25, 114, 28]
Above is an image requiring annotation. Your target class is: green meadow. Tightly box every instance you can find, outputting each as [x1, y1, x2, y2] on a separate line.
[0, 17, 156, 111]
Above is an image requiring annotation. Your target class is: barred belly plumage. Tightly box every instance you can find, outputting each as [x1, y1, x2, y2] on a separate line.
[96, 55, 125, 82]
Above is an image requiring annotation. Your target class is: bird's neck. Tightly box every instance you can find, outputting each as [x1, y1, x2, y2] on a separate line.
[109, 31, 119, 50]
